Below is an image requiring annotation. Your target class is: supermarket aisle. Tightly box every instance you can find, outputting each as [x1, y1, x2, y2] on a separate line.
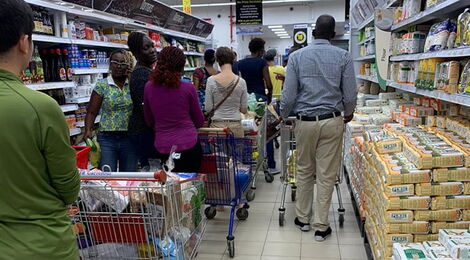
[195, 172, 367, 260]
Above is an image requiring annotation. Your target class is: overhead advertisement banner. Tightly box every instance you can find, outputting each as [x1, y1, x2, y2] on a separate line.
[374, 8, 394, 90]
[293, 24, 308, 48]
[182, 0, 191, 14]
[62, 0, 213, 38]
[236, 25, 263, 35]
[236, 0, 263, 25]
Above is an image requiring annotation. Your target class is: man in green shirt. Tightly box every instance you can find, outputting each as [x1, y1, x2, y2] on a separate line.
[0, 0, 80, 259]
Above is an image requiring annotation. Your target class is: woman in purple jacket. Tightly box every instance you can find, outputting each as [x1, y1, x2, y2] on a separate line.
[144, 47, 205, 172]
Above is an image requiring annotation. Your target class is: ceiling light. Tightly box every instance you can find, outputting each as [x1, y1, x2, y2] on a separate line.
[280, 36, 291, 39]
[271, 28, 286, 32]
[275, 32, 289, 35]
[311, 23, 316, 26]
[268, 25, 283, 29]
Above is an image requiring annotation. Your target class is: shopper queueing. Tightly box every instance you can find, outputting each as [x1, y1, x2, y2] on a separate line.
[127, 32, 158, 170]
[84, 50, 137, 172]
[280, 15, 357, 241]
[0, 0, 80, 258]
[193, 49, 218, 111]
[144, 47, 205, 172]
[238, 38, 279, 175]
[264, 49, 285, 101]
[205, 47, 248, 138]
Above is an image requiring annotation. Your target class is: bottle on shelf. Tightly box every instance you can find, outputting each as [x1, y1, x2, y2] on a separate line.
[50, 49, 59, 82]
[40, 49, 50, 82]
[62, 49, 72, 81]
[56, 49, 67, 81]
[31, 46, 44, 83]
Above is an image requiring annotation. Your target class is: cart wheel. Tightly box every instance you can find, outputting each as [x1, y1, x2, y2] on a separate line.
[227, 238, 235, 258]
[205, 207, 217, 219]
[279, 211, 285, 226]
[265, 173, 274, 183]
[338, 214, 344, 228]
[246, 189, 256, 202]
[291, 189, 296, 202]
[236, 208, 249, 221]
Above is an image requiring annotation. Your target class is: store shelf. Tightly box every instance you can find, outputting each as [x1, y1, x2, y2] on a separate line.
[356, 15, 374, 31]
[184, 67, 197, 71]
[390, 47, 470, 61]
[72, 96, 91, 104]
[69, 128, 81, 136]
[26, 81, 75, 91]
[70, 39, 128, 49]
[61, 104, 78, 113]
[32, 34, 71, 44]
[76, 115, 100, 128]
[391, 0, 466, 31]
[356, 74, 379, 83]
[72, 68, 109, 75]
[354, 55, 375, 61]
[388, 81, 470, 106]
[357, 36, 375, 45]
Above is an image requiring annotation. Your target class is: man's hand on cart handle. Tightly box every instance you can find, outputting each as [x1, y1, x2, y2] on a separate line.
[343, 113, 354, 124]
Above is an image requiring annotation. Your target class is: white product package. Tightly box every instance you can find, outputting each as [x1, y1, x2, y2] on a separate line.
[423, 241, 447, 253]
[427, 249, 453, 260]
[393, 243, 428, 260]
[439, 229, 470, 245]
[446, 239, 470, 259]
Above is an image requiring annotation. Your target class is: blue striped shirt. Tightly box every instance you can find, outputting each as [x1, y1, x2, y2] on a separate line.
[280, 39, 357, 118]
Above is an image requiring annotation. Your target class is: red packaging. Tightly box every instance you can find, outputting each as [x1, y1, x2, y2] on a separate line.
[85, 27, 94, 40]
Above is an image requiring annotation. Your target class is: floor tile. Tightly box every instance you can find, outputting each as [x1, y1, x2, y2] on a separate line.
[266, 230, 301, 243]
[198, 240, 227, 255]
[263, 242, 301, 257]
[301, 244, 341, 259]
[339, 245, 367, 259]
[234, 228, 268, 242]
[232, 241, 264, 256]
[337, 232, 364, 245]
[261, 256, 300, 260]
[222, 254, 261, 260]
[194, 253, 222, 260]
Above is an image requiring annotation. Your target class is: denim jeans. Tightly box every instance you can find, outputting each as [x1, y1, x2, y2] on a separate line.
[129, 129, 158, 168]
[97, 132, 138, 172]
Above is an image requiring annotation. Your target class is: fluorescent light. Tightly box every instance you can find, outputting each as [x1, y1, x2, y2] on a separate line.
[271, 29, 286, 32]
[275, 32, 289, 35]
[280, 36, 291, 39]
[311, 23, 316, 26]
[268, 25, 283, 29]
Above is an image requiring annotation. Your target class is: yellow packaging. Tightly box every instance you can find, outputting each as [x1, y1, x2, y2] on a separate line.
[375, 139, 403, 154]
[386, 221, 431, 234]
[414, 234, 439, 242]
[432, 168, 470, 182]
[427, 116, 437, 127]
[385, 234, 414, 246]
[385, 196, 431, 210]
[462, 210, 470, 221]
[431, 195, 470, 210]
[431, 221, 470, 234]
[436, 116, 447, 129]
[385, 210, 414, 223]
[386, 170, 431, 185]
[385, 184, 415, 197]
[415, 182, 464, 196]
[414, 209, 462, 221]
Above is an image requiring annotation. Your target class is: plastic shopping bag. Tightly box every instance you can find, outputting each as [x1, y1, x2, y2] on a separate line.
[86, 137, 101, 168]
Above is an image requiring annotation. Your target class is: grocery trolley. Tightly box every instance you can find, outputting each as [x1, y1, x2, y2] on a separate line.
[198, 128, 254, 258]
[71, 169, 206, 260]
[278, 117, 346, 227]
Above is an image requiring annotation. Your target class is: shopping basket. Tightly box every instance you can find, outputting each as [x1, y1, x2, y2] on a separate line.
[73, 145, 91, 169]
[198, 128, 254, 258]
[71, 170, 206, 260]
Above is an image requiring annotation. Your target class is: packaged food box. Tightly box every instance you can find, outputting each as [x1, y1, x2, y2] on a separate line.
[386, 221, 431, 234]
[375, 139, 403, 154]
[423, 240, 447, 253]
[414, 209, 462, 221]
[386, 234, 414, 246]
[385, 210, 414, 223]
[465, 182, 470, 195]
[432, 196, 470, 210]
[385, 184, 415, 197]
[385, 196, 431, 210]
[410, 106, 435, 117]
[439, 229, 470, 245]
[427, 249, 453, 260]
[415, 234, 439, 242]
[432, 222, 470, 234]
[366, 99, 389, 106]
[445, 239, 470, 259]
[380, 92, 403, 101]
[386, 170, 431, 185]
[393, 243, 428, 260]
[357, 106, 382, 114]
[415, 182, 464, 196]
[432, 168, 470, 182]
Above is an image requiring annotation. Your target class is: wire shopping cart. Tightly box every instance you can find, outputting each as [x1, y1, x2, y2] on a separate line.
[278, 117, 346, 227]
[198, 128, 254, 258]
[71, 170, 206, 260]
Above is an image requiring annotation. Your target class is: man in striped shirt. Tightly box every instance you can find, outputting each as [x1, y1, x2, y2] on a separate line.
[280, 15, 357, 242]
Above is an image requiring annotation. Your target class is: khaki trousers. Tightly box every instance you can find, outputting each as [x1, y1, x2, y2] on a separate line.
[294, 116, 344, 231]
[210, 121, 244, 137]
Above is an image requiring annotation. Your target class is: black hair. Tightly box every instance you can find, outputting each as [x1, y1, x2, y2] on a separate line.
[0, 0, 34, 55]
[204, 49, 215, 64]
[127, 31, 146, 57]
[264, 49, 277, 62]
[313, 15, 336, 40]
[249, 38, 266, 54]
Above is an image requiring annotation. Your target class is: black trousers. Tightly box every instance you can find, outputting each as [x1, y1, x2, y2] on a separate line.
[156, 142, 202, 173]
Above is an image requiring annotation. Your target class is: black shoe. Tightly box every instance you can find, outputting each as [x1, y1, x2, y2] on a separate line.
[294, 217, 310, 232]
[314, 227, 332, 241]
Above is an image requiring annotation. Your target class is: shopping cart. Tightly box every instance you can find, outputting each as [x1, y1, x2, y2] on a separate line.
[278, 117, 346, 227]
[198, 128, 254, 258]
[71, 170, 206, 260]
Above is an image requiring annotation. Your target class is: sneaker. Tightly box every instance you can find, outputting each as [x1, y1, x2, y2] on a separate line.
[268, 168, 281, 175]
[314, 227, 332, 241]
[294, 217, 310, 232]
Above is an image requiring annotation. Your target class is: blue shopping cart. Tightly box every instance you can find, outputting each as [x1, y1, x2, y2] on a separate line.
[198, 128, 254, 258]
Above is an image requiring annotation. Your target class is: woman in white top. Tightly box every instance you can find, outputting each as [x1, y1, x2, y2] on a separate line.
[205, 47, 248, 137]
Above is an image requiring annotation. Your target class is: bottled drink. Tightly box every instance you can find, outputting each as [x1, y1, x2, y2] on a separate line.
[41, 49, 50, 82]
[62, 49, 72, 81]
[33, 47, 44, 83]
[28, 56, 37, 83]
[56, 49, 67, 81]
[50, 49, 58, 81]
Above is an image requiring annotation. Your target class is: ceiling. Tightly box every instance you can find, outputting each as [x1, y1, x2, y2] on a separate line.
[248, 22, 345, 40]
[159, 0, 333, 7]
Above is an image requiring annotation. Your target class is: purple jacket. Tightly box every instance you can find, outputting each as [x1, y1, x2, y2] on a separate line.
[144, 80, 204, 154]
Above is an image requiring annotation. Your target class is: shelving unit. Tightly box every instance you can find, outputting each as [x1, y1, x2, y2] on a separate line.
[356, 74, 378, 83]
[60, 104, 78, 113]
[69, 128, 81, 136]
[27, 81, 75, 91]
[390, 46, 470, 61]
[357, 36, 375, 46]
[354, 54, 375, 61]
[72, 68, 109, 75]
[75, 115, 100, 128]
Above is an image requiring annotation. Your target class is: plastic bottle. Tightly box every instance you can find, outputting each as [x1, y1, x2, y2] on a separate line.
[56, 48, 67, 81]
[33, 47, 44, 83]
[62, 49, 72, 81]
[40, 49, 50, 82]
[50, 49, 58, 81]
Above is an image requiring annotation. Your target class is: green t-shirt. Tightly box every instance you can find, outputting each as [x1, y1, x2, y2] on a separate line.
[0, 69, 80, 259]
[93, 77, 132, 132]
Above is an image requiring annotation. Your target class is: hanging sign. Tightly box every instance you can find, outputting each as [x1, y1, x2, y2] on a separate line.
[293, 24, 308, 48]
[374, 8, 394, 90]
[236, 0, 263, 25]
[182, 0, 191, 14]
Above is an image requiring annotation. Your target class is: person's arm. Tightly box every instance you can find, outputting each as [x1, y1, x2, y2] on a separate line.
[83, 87, 104, 141]
[263, 65, 273, 103]
[143, 83, 155, 130]
[189, 84, 205, 128]
[204, 78, 214, 112]
[280, 55, 299, 118]
[341, 53, 358, 123]
[240, 80, 248, 114]
[41, 99, 80, 205]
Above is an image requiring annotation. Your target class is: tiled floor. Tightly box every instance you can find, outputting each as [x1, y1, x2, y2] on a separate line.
[195, 171, 367, 260]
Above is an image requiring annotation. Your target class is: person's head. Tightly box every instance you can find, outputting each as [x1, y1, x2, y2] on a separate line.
[127, 31, 157, 67]
[313, 15, 336, 40]
[109, 50, 131, 80]
[204, 49, 216, 66]
[264, 49, 277, 64]
[215, 47, 235, 67]
[150, 46, 186, 88]
[248, 38, 266, 57]
[0, 0, 34, 74]
[283, 46, 301, 67]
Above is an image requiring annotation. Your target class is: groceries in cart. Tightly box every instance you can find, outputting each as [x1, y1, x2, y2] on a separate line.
[71, 152, 206, 260]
